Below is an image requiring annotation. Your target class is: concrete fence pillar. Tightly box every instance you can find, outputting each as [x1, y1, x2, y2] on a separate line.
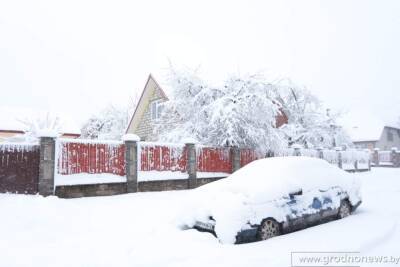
[391, 148, 399, 167]
[123, 134, 139, 193]
[185, 140, 197, 189]
[293, 144, 302, 156]
[335, 147, 343, 169]
[38, 136, 56, 196]
[354, 158, 358, 171]
[373, 148, 379, 166]
[317, 147, 324, 159]
[231, 146, 241, 173]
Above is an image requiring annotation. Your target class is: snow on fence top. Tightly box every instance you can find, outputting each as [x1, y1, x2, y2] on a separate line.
[0, 142, 39, 152]
[276, 147, 370, 170]
[58, 138, 123, 145]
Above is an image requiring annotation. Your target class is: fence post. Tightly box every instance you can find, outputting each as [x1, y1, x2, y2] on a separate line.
[317, 147, 323, 159]
[335, 147, 342, 169]
[354, 155, 358, 171]
[373, 148, 379, 167]
[293, 144, 302, 156]
[123, 134, 139, 193]
[391, 147, 399, 167]
[38, 135, 56, 196]
[231, 146, 241, 173]
[185, 140, 197, 189]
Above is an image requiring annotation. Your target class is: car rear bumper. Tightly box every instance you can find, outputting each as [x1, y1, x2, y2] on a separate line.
[351, 200, 362, 212]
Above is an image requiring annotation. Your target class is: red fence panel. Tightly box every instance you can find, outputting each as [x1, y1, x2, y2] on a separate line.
[0, 143, 39, 194]
[140, 143, 187, 172]
[197, 147, 232, 173]
[240, 148, 260, 167]
[58, 140, 125, 176]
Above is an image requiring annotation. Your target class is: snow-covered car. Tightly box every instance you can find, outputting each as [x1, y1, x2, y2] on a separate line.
[183, 157, 362, 244]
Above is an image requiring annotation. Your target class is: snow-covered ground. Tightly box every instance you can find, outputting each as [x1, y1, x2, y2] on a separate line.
[1, 168, 399, 267]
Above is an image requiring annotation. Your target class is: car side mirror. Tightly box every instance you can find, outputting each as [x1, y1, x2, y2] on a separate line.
[289, 189, 303, 199]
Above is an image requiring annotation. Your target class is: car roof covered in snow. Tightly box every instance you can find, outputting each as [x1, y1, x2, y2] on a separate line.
[197, 157, 357, 204]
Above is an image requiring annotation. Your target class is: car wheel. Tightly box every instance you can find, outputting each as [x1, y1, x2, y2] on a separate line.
[258, 218, 280, 240]
[338, 200, 351, 219]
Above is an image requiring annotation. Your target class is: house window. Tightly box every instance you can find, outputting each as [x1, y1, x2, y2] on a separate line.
[150, 100, 164, 120]
[387, 130, 394, 142]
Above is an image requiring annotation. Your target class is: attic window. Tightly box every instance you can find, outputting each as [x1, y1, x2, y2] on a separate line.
[150, 100, 164, 120]
[387, 130, 394, 142]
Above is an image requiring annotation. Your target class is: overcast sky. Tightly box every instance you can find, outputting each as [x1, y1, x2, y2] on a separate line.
[0, 0, 399, 131]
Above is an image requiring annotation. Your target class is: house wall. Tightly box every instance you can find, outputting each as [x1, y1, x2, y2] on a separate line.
[0, 131, 24, 142]
[353, 141, 376, 150]
[376, 127, 400, 150]
[134, 86, 167, 141]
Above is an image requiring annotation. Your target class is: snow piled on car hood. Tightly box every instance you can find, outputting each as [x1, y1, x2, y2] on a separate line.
[180, 157, 362, 244]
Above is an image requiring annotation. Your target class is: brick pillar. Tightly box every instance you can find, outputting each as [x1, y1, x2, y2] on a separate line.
[335, 147, 342, 169]
[373, 148, 379, 166]
[231, 146, 241, 173]
[39, 136, 55, 196]
[186, 142, 197, 189]
[124, 134, 139, 193]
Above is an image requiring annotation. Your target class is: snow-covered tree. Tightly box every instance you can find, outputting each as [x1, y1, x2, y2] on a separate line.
[81, 105, 131, 140]
[6, 113, 61, 143]
[153, 69, 286, 153]
[274, 80, 352, 148]
[153, 68, 352, 152]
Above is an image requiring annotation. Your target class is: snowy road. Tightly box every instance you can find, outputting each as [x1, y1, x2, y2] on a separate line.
[1, 168, 399, 267]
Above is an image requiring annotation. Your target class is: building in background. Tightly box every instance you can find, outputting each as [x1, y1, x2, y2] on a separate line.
[126, 74, 288, 141]
[0, 107, 81, 142]
[350, 125, 400, 150]
[0, 129, 80, 142]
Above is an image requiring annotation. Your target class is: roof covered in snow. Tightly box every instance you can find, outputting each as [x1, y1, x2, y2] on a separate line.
[347, 124, 400, 142]
[0, 106, 81, 134]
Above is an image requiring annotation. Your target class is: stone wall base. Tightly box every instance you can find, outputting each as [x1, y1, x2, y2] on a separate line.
[55, 177, 226, 198]
[55, 183, 127, 198]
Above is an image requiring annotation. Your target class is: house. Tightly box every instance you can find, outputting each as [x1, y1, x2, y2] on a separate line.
[126, 74, 168, 141]
[350, 125, 400, 150]
[0, 107, 81, 142]
[126, 74, 288, 141]
[0, 129, 80, 142]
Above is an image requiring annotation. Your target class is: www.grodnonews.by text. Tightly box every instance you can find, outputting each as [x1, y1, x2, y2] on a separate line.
[291, 252, 400, 266]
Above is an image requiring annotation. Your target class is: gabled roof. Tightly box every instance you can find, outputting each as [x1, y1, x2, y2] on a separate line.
[349, 124, 400, 143]
[125, 74, 168, 134]
[0, 107, 81, 134]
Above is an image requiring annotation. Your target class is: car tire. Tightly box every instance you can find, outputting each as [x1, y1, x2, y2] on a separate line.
[258, 218, 280, 241]
[338, 200, 351, 219]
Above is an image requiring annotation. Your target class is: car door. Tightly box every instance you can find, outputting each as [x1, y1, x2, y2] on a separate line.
[285, 189, 308, 231]
[285, 188, 326, 231]
[319, 187, 343, 220]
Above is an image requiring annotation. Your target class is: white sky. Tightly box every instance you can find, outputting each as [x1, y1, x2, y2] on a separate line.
[0, 0, 399, 131]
